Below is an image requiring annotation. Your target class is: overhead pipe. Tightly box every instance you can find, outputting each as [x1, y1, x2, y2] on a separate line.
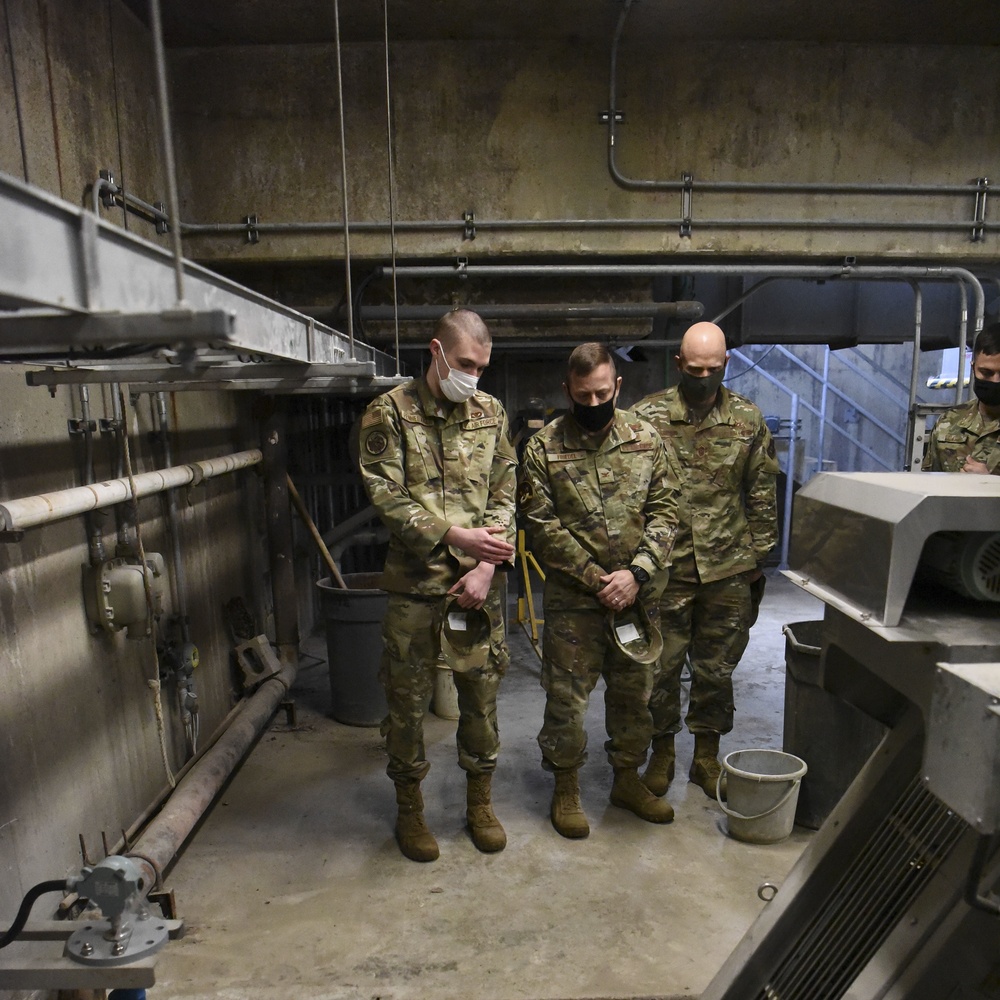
[305, 301, 704, 323]
[94, 175, 997, 241]
[0, 449, 262, 532]
[384, 263, 986, 342]
[606, 0, 991, 202]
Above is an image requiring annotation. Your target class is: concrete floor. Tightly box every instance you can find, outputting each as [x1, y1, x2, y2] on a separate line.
[154, 571, 823, 1000]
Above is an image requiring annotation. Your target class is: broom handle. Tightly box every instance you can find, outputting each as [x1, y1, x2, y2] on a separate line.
[286, 473, 348, 589]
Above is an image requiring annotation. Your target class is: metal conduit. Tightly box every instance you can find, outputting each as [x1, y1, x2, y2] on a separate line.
[95, 175, 999, 240]
[0, 449, 262, 532]
[305, 301, 704, 322]
[385, 263, 986, 338]
[607, 0, 991, 203]
[126, 657, 295, 891]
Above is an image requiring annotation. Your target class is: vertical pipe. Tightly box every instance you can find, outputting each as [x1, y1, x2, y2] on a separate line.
[382, 0, 402, 377]
[155, 391, 190, 641]
[905, 282, 923, 470]
[261, 400, 299, 658]
[780, 393, 799, 571]
[78, 385, 108, 565]
[954, 280, 969, 405]
[149, 0, 186, 305]
[816, 346, 829, 476]
[332, 0, 355, 357]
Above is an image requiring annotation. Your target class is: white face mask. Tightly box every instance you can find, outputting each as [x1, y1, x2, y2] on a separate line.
[434, 345, 479, 403]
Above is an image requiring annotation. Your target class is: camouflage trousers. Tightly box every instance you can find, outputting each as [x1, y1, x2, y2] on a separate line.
[537, 607, 655, 773]
[649, 574, 752, 748]
[380, 589, 508, 783]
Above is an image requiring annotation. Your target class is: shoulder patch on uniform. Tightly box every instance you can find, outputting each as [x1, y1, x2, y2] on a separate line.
[364, 430, 389, 456]
[362, 409, 384, 428]
[767, 438, 776, 459]
[517, 477, 535, 508]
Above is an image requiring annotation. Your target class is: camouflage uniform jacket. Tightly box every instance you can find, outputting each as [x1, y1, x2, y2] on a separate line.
[359, 377, 517, 596]
[921, 398, 1000, 473]
[518, 410, 679, 611]
[631, 385, 779, 584]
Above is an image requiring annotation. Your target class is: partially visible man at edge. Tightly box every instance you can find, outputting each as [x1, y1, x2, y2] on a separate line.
[632, 321, 779, 802]
[519, 342, 679, 837]
[922, 322, 1000, 474]
[358, 309, 517, 862]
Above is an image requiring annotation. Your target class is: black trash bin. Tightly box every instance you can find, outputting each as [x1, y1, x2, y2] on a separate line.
[317, 573, 389, 726]
[782, 620, 887, 829]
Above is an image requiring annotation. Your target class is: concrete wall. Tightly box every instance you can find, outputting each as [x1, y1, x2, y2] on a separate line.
[165, 39, 1000, 263]
[0, 0, 268, 927]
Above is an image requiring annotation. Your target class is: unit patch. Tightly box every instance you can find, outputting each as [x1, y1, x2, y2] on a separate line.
[517, 478, 535, 507]
[365, 430, 389, 456]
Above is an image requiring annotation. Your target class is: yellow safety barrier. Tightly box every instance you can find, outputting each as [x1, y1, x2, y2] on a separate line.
[515, 528, 545, 661]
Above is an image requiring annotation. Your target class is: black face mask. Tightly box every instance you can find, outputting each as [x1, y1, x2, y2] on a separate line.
[973, 376, 1000, 409]
[679, 369, 725, 403]
[571, 395, 616, 433]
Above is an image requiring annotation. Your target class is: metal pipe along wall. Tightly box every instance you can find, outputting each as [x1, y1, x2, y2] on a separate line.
[0, 449, 263, 532]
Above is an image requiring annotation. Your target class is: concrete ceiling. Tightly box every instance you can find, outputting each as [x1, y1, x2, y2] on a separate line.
[137, 1, 1000, 48]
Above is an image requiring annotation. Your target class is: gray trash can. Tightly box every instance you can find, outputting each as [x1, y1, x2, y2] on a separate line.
[782, 620, 886, 829]
[317, 573, 389, 726]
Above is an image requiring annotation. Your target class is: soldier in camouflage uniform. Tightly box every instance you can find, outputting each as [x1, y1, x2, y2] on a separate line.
[922, 324, 1000, 475]
[632, 322, 779, 802]
[359, 309, 517, 862]
[519, 343, 679, 838]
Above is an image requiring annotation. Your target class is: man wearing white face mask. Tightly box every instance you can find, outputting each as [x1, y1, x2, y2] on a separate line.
[359, 309, 517, 862]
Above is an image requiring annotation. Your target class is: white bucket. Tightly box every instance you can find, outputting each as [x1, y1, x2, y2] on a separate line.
[432, 668, 460, 720]
[717, 748, 808, 844]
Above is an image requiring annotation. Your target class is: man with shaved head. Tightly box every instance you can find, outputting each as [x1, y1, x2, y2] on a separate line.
[632, 321, 779, 803]
[359, 309, 517, 861]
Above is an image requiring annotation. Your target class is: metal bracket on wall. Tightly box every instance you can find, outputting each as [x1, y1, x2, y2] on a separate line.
[680, 172, 693, 238]
[972, 177, 989, 242]
[597, 110, 625, 124]
[245, 214, 260, 244]
[462, 210, 476, 240]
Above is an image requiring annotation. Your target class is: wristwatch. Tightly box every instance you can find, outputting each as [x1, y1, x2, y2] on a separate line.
[629, 565, 650, 585]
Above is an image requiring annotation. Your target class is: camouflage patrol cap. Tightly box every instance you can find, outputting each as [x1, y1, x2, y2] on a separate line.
[438, 597, 491, 672]
[607, 602, 664, 664]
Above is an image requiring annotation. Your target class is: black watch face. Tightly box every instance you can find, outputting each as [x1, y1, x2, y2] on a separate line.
[632, 567, 649, 583]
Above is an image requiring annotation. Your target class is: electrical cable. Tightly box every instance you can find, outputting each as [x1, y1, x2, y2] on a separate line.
[118, 386, 175, 788]
[0, 879, 66, 949]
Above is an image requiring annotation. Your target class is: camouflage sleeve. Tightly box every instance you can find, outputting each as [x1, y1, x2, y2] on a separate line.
[921, 418, 944, 471]
[518, 435, 606, 592]
[630, 436, 679, 579]
[483, 404, 518, 567]
[357, 396, 451, 559]
[744, 417, 780, 564]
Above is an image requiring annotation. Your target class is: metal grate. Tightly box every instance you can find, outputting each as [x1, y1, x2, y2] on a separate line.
[755, 776, 968, 1000]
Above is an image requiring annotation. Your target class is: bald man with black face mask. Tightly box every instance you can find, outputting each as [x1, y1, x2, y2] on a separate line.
[631, 322, 779, 805]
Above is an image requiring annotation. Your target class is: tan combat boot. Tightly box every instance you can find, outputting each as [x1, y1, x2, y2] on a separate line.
[394, 780, 440, 862]
[641, 735, 676, 797]
[466, 773, 507, 853]
[551, 770, 590, 839]
[689, 732, 728, 801]
[611, 768, 674, 823]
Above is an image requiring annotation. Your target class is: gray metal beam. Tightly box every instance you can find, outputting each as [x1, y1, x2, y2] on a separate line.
[24, 361, 407, 394]
[0, 172, 398, 372]
[24, 363, 405, 394]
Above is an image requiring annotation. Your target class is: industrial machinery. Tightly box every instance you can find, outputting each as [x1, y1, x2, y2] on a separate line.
[0, 855, 183, 990]
[702, 472, 1000, 1000]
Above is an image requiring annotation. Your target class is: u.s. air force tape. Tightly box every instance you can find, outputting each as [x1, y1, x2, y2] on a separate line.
[365, 430, 388, 456]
